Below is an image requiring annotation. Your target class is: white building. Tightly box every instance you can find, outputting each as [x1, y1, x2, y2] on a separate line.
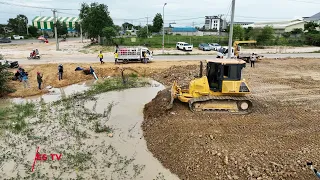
[232, 22, 254, 26]
[242, 19, 306, 36]
[204, 16, 226, 31]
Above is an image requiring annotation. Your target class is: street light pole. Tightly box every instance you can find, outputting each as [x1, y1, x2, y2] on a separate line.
[162, 3, 167, 54]
[227, 0, 236, 59]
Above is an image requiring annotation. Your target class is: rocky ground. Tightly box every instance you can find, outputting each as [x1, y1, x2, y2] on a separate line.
[142, 58, 320, 180]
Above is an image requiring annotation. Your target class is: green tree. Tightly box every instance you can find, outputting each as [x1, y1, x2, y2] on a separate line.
[137, 27, 148, 38]
[133, 25, 142, 30]
[102, 26, 117, 45]
[0, 63, 15, 97]
[56, 21, 68, 37]
[282, 32, 291, 38]
[28, 26, 38, 37]
[0, 24, 5, 35]
[74, 23, 80, 33]
[152, 13, 163, 32]
[233, 25, 245, 40]
[304, 22, 319, 34]
[79, 2, 114, 40]
[7, 14, 28, 34]
[291, 28, 303, 37]
[257, 26, 274, 45]
[113, 25, 121, 32]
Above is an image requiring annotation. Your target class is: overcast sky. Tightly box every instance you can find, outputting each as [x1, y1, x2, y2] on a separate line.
[0, 0, 319, 27]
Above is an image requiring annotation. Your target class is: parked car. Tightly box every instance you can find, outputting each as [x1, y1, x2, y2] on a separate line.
[209, 43, 222, 51]
[0, 37, 11, 43]
[198, 43, 211, 51]
[13, 35, 24, 40]
[176, 42, 193, 51]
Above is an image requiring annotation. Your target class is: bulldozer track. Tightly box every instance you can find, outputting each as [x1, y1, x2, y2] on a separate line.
[188, 95, 253, 115]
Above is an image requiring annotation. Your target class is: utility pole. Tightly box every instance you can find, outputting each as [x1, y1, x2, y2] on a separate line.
[80, 22, 83, 43]
[227, 0, 235, 59]
[26, 20, 29, 36]
[146, 16, 149, 38]
[52, 9, 59, 51]
[217, 14, 223, 43]
[162, 3, 167, 54]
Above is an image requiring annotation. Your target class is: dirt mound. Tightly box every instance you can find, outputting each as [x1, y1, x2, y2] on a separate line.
[143, 88, 172, 121]
[151, 64, 200, 87]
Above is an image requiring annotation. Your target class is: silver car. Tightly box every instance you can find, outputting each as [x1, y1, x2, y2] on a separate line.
[198, 43, 211, 51]
[209, 43, 221, 51]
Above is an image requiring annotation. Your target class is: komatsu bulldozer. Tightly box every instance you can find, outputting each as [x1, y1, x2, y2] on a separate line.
[167, 59, 253, 114]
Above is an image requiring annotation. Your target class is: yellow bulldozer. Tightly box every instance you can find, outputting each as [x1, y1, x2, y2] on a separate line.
[167, 59, 253, 114]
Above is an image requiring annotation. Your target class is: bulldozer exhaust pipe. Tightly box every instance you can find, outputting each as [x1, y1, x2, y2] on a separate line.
[200, 61, 203, 77]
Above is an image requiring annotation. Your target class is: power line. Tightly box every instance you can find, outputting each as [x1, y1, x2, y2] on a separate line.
[0, 1, 79, 10]
[286, 0, 320, 4]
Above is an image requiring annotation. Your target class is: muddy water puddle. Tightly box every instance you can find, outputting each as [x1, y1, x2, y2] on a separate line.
[83, 81, 179, 179]
[0, 79, 180, 179]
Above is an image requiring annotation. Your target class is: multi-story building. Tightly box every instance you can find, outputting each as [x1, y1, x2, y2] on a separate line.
[204, 16, 226, 31]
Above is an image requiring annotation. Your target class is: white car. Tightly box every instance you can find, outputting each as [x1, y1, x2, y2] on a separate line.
[176, 42, 193, 51]
[209, 43, 222, 51]
[13, 35, 24, 40]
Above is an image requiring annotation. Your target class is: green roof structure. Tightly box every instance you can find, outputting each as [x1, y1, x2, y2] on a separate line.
[32, 16, 80, 32]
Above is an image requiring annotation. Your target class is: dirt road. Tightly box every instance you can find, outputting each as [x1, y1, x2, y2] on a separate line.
[142, 58, 320, 180]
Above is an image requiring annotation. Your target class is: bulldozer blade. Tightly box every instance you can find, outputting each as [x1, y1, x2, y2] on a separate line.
[166, 81, 177, 110]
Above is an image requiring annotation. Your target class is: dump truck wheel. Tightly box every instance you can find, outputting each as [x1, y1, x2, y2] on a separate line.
[123, 59, 129, 64]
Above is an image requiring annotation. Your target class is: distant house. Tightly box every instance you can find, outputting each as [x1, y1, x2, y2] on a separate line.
[242, 19, 306, 36]
[304, 12, 320, 24]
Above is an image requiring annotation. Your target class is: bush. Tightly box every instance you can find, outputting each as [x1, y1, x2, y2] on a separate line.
[0, 64, 15, 97]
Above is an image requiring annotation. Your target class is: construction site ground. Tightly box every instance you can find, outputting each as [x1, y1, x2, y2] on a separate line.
[142, 58, 320, 180]
[2, 42, 320, 179]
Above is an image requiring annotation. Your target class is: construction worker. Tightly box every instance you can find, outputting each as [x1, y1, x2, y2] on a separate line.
[98, 51, 104, 64]
[143, 51, 147, 64]
[37, 72, 43, 90]
[58, 64, 63, 81]
[250, 53, 256, 68]
[114, 51, 118, 64]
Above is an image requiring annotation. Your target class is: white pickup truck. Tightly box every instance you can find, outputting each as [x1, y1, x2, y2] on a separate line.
[13, 35, 24, 40]
[176, 42, 193, 51]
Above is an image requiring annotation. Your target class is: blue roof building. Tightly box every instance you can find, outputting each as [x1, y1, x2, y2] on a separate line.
[171, 27, 197, 32]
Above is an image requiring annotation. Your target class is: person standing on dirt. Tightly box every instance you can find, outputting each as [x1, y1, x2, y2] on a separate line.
[37, 72, 43, 90]
[21, 71, 29, 88]
[114, 51, 118, 64]
[250, 53, 256, 68]
[143, 51, 147, 64]
[58, 64, 63, 81]
[98, 51, 104, 64]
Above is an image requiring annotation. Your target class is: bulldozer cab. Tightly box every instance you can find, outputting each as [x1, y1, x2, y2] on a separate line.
[206, 59, 246, 92]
